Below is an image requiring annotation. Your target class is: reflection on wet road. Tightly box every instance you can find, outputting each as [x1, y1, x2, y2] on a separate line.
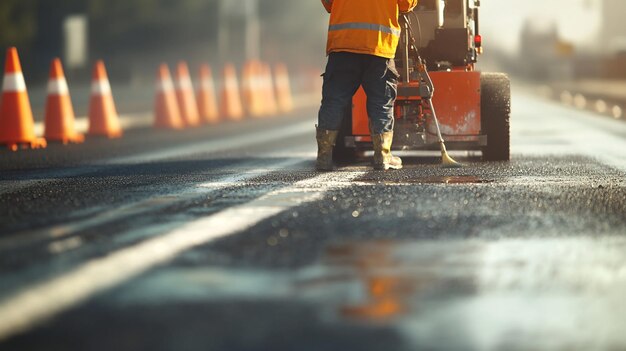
[0, 91, 625, 350]
[19, 237, 623, 350]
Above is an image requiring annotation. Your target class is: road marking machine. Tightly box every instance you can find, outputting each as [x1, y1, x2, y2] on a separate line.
[334, 0, 511, 165]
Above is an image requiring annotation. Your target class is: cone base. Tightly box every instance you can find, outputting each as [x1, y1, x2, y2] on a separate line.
[198, 98, 219, 124]
[155, 92, 185, 130]
[46, 133, 85, 145]
[198, 106, 220, 124]
[87, 130, 123, 139]
[2, 138, 47, 152]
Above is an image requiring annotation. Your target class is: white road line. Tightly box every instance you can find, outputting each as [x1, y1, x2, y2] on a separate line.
[33, 113, 153, 137]
[0, 170, 364, 341]
[0, 158, 305, 252]
[0, 119, 314, 196]
[106, 119, 313, 165]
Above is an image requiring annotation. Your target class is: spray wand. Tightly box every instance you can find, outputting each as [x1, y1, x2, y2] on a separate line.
[401, 14, 463, 168]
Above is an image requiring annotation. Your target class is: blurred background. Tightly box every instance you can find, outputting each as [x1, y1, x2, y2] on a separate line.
[481, 0, 626, 81]
[0, 0, 328, 85]
[0, 0, 625, 109]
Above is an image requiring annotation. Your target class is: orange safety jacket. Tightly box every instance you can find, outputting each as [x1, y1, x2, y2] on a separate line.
[322, 0, 418, 59]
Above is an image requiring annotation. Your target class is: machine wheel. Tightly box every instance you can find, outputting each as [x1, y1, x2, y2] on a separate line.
[481, 72, 511, 161]
[333, 108, 359, 164]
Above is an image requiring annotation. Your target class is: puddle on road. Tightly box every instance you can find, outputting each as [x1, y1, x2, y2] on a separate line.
[111, 237, 626, 349]
[113, 240, 481, 323]
[356, 176, 494, 185]
[319, 241, 437, 322]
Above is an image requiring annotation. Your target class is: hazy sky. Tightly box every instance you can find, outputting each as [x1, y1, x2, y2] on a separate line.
[480, 0, 602, 53]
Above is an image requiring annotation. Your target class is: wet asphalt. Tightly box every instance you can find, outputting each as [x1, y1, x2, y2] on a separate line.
[0, 89, 625, 351]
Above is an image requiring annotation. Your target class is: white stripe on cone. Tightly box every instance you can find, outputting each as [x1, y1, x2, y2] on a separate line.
[252, 76, 261, 89]
[201, 79, 214, 91]
[91, 79, 112, 96]
[176, 77, 193, 90]
[47, 78, 70, 96]
[225, 77, 237, 90]
[2, 73, 27, 93]
[157, 79, 175, 93]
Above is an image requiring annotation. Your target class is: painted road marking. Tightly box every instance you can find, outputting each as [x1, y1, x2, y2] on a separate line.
[0, 170, 364, 341]
[0, 118, 313, 196]
[0, 158, 305, 252]
[106, 119, 313, 165]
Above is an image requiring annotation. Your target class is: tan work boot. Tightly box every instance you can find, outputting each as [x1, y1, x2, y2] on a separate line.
[316, 127, 338, 171]
[372, 132, 402, 170]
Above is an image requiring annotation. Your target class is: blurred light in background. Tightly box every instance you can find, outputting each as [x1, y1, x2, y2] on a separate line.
[63, 15, 88, 70]
[1, 0, 625, 85]
[480, 0, 626, 81]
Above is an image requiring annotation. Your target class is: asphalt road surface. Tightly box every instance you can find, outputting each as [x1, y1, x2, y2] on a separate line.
[0, 87, 625, 351]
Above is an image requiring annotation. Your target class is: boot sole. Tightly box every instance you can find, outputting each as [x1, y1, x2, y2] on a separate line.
[374, 164, 403, 170]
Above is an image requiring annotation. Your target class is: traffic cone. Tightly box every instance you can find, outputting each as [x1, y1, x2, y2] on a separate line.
[44, 58, 84, 144]
[274, 63, 294, 114]
[154, 63, 184, 129]
[240, 61, 253, 116]
[175, 61, 200, 127]
[0, 47, 46, 151]
[242, 60, 264, 118]
[220, 63, 244, 121]
[88, 60, 122, 138]
[262, 63, 278, 116]
[197, 64, 219, 124]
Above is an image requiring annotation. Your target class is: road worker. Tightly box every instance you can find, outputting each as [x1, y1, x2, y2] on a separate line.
[316, 0, 418, 171]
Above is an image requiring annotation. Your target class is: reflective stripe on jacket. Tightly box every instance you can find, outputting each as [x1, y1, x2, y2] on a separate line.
[321, 0, 418, 59]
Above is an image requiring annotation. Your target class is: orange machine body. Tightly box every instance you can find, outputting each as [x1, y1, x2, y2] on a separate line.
[338, 0, 511, 161]
[351, 70, 482, 147]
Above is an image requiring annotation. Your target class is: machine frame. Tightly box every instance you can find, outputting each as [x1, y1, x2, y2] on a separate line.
[334, 0, 511, 162]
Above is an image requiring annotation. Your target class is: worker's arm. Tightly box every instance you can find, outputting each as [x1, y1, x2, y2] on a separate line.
[321, 0, 333, 13]
[398, 0, 418, 13]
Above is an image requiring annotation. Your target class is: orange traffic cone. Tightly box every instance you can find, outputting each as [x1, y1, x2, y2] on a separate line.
[241, 61, 253, 116]
[175, 61, 200, 127]
[242, 60, 265, 118]
[0, 47, 46, 151]
[44, 58, 84, 144]
[262, 63, 278, 116]
[220, 63, 244, 121]
[88, 60, 122, 138]
[154, 64, 184, 129]
[274, 63, 294, 114]
[197, 64, 219, 124]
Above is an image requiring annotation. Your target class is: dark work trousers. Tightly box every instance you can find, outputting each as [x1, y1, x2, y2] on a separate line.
[318, 51, 399, 134]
